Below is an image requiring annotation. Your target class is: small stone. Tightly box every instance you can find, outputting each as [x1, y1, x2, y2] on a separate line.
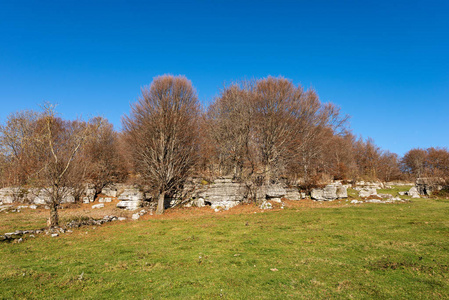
[92, 203, 104, 209]
[51, 233, 59, 237]
[270, 268, 279, 272]
[118, 217, 126, 221]
[132, 213, 140, 220]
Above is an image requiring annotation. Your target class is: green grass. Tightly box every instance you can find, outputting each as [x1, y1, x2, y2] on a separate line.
[378, 185, 414, 198]
[1, 198, 449, 299]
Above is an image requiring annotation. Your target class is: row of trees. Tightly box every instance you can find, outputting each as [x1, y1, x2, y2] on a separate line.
[0, 104, 127, 225]
[0, 75, 448, 222]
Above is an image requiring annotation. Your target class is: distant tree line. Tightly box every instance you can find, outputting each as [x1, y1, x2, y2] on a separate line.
[0, 75, 448, 220]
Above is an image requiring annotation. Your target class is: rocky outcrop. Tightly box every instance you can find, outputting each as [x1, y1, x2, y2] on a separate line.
[415, 178, 446, 196]
[0, 188, 18, 204]
[196, 177, 247, 210]
[285, 188, 303, 201]
[0, 187, 77, 205]
[101, 187, 117, 197]
[311, 184, 348, 201]
[116, 188, 144, 210]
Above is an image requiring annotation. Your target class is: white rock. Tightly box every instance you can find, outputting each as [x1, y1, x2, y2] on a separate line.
[29, 205, 37, 209]
[51, 233, 59, 237]
[118, 217, 126, 221]
[311, 184, 347, 201]
[359, 187, 377, 198]
[92, 203, 104, 209]
[195, 197, 205, 207]
[408, 187, 420, 198]
[132, 213, 140, 220]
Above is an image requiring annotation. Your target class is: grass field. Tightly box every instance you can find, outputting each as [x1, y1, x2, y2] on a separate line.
[1, 194, 448, 299]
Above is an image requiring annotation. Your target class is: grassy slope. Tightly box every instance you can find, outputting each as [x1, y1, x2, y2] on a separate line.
[1, 198, 448, 299]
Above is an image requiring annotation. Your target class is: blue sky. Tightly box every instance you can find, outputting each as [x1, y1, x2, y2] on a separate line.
[1, 0, 448, 155]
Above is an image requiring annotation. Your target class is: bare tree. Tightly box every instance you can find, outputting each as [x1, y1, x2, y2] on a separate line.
[206, 82, 254, 178]
[123, 75, 201, 214]
[82, 117, 128, 198]
[401, 148, 428, 178]
[0, 104, 98, 226]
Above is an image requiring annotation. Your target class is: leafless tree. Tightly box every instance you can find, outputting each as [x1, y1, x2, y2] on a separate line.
[401, 148, 428, 178]
[206, 82, 254, 178]
[123, 75, 201, 214]
[82, 117, 128, 198]
[0, 104, 99, 226]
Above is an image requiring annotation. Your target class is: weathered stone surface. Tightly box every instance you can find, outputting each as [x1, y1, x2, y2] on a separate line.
[284, 188, 302, 200]
[116, 188, 143, 211]
[265, 185, 286, 199]
[196, 177, 246, 210]
[358, 187, 377, 198]
[408, 186, 420, 198]
[311, 184, 347, 201]
[336, 185, 348, 198]
[92, 203, 104, 209]
[0, 188, 18, 204]
[415, 178, 446, 196]
[101, 187, 117, 197]
[195, 197, 205, 207]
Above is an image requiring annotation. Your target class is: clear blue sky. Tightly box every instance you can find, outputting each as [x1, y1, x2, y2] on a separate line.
[1, 0, 448, 156]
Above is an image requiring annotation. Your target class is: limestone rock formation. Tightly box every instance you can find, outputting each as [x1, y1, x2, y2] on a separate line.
[198, 177, 246, 210]
[311, 184, 348, 201]
[116, 188, 143, 210]
[415, 178, 446, 196]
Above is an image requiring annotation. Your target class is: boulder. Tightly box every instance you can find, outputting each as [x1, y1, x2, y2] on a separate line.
[0, 188, 18, 204]
[359, 187, 377, 198]
[407, 186, 420, 198]
[336, 185, 348, 198]
[311, 184, 347, 201]
[195, 197, 205, 207]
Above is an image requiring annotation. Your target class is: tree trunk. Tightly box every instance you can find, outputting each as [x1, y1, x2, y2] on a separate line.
[156, 191, 166, 215]
[49, 201, 59, 227]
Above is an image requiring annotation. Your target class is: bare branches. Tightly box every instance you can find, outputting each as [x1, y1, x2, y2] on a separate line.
[123, 75, 201, 214]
